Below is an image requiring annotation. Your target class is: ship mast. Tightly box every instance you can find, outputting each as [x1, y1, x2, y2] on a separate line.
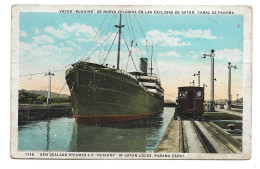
[115, 14, 125, 70]
[150, 44, 154, 76]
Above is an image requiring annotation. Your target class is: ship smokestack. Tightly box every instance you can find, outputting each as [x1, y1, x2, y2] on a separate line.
[140, 57, 148, 73]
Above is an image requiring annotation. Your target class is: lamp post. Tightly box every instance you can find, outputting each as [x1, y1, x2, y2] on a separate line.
[190, 80, 195, 87]
[45, 71, 55, 104]
[227, 62, 237, 110]
[237, 94, 239, 103]
[193, 71, 200, 87]
[202, 49, 215, 111]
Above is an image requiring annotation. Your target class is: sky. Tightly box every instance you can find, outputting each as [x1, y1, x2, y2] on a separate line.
[19, 12, 244, 101]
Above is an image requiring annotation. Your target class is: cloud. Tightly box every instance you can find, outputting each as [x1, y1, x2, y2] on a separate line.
[62, 23, 117, 46]
[20, 42, 32, 57]
[159, 50, 180, 57]
[186, 51, 198, 59]
[19, 31, 27, 38]
[168, 29, 217, 39]
[98, 32, 119, 45]
[19, 41, 75, 75]
[44, 26, 66, 38]
[60, 41, 80, 52]
[34, 28, 40, 35]
[19, 41, 74, 95]
[66, 41, 80, 48]
[63, 47, 74, 53]
[33, 35, 55, 44]
[75, 38, 90, 43]
[20, 42, 75, 62]
[22, 44, 63, 59]
[198, 49, 242, 62]
[62, 23, 97, 38]
[192, 54, 198, 58]
[156, 60, 242, 101]
[215, 48, 243, 62]
[141, 29, 191, 47]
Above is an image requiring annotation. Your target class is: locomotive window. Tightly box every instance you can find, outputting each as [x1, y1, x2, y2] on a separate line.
[179, 91, 187, 98]
[196, 91, 202, 98]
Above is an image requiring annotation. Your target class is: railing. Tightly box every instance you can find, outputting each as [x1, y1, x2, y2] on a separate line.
[29, 101, 44, 105]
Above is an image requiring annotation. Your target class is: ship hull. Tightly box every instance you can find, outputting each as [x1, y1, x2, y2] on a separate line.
[74, 112, 160, 123]
[66, 63, 164, 124]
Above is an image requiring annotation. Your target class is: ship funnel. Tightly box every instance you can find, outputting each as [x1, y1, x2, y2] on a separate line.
[140, 57, 148, 73]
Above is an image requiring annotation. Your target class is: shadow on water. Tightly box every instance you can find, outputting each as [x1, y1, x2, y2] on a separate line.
[18, 117, 75, 151]
[70, 108, 175, 152]
[18, 107, 175, 152]
[80, 112, 164, 129]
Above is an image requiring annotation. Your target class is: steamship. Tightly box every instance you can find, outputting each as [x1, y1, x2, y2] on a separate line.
[65, 14, 164, 124]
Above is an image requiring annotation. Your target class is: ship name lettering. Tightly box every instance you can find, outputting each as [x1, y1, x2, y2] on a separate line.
[96, 153, 115, 157]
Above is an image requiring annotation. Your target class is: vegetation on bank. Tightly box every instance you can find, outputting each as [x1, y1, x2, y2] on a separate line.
[19, 89, 70, 104]
[212, 121, 242, 130]
[164, 99, 176, 107]
[204, 113, 242, 131]
[203, 113, 242, 120]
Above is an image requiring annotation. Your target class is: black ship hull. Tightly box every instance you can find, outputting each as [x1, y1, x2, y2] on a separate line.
[65, 62, 164, 124]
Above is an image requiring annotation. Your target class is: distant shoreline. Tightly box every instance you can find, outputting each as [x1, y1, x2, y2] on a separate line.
[164, 102, 176, 107]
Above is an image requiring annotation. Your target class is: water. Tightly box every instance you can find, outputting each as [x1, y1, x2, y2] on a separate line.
[18, 107, 175, 152]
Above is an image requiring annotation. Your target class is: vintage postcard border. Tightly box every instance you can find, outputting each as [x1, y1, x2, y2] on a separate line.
[11, 5, 252, 159]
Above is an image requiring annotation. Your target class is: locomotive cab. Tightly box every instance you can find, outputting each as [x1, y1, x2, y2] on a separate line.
[176, 86, 204, 120]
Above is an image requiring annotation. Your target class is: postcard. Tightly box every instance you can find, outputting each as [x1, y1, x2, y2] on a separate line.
[11, 5, 252, 159]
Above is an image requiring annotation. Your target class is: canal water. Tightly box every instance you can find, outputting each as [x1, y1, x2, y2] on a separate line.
[18, 107, 175, 152]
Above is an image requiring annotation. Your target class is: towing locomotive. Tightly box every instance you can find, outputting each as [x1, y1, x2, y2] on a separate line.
[174, 86, 205, 120]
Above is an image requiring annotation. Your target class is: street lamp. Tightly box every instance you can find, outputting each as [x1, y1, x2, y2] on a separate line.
[227, 62, 237, 110]
[237, 94, 239, 103]
[45, 71, 55, 104]
[190, 80, 195, 87]
[193, 71, 200, 87]
[202, 49, 215, 111]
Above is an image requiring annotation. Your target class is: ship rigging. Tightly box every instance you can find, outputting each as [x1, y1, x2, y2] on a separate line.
[80, 13, 159, 77]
